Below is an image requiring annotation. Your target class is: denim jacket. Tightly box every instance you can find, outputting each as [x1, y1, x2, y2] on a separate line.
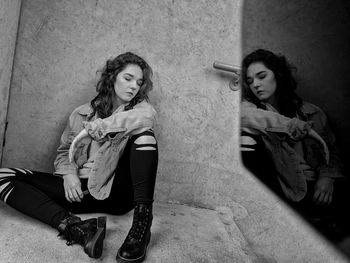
[241, 101, 344, 201]
[54, 101, 156, 200]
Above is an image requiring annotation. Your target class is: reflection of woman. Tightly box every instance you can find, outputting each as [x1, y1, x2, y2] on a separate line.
[240, 49, 348, 229]
[0, 52, 158, 262]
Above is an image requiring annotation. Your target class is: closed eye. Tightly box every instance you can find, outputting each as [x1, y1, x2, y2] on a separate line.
[246, 78, 253, 85]
[124, 74, 143, 87]
[257, 73, 266, 79]
[137, 80, 143, 87]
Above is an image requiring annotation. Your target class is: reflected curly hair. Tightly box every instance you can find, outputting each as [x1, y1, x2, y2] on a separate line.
[241, 49, 302, 118]
[89, 52, 153, 119]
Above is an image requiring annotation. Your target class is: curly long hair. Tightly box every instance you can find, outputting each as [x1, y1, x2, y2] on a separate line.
[89, 52, 153, 119]
[241, 49, 302, 118]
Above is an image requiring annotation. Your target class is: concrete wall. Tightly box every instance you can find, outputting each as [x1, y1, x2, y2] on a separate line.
[242, 0, 350, 172]
[0, 0, 22, 163]
[2, 0, 243, 206]
[1, 0, 348, 261]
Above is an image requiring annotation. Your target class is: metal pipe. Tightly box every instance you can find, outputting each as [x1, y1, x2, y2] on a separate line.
[213, 61, 241, 74]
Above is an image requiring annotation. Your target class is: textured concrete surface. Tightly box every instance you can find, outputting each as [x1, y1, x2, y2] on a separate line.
[216, 167, 350, 262]
[0, 201, 255, 263]
[1, 200, 347, 263]
[0, 0, 22, 162]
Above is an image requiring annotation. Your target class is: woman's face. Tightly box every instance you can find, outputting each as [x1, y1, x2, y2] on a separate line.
[246, 62, 277, 104]
[114, 64, 143, 105]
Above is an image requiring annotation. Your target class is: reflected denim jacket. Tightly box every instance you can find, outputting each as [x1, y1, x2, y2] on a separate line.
[241, 101, 344, 201]
[54, 101, 156, 200]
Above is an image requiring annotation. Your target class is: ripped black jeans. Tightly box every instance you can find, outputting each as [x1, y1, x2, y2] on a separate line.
[0, 130, 158, 228]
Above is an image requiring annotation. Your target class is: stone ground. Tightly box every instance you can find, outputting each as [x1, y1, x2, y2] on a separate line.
[0, 201, 255, 263]
[0, 201, 349, 263]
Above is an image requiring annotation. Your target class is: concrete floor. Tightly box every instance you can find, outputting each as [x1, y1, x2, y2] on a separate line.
[1, 200, 349, 263]
[0, 201, 255, 263]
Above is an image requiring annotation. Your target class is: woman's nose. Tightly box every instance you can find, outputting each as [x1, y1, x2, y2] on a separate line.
[253, 79, 260, 89]
[130, 81, 138, 90]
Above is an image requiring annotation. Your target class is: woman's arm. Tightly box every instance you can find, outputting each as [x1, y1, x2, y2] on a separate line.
[308, 129, 329, 164]
[241, 100, 311, 139]
[69, 129, 89, 163]
[241, 101, 329, 162]
[68, 101, 156, 163]
[54, 108, 84, 202]
[83, 101, 156, 142]
[309, 105, 344, 179]
[310, 106, 345, 205]
[54, 112, 80, 176]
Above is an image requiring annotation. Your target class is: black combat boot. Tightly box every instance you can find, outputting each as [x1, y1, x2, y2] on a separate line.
[58, 213, 107, 259]
[116, 204, 153, 263]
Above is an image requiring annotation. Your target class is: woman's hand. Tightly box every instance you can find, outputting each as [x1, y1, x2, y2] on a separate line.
[69, 129, 89, 163]
[313, 177, 334, 206]
[63, 174, 84, 202]
[288, 118, 311, 141]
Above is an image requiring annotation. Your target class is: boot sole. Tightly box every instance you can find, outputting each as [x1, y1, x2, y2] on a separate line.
[84, 216, 107, 259]
[116, 231, 151, 263]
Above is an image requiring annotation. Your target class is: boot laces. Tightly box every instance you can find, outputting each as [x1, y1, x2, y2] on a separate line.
[58, 217, 95, 246]
[128, 205, 152, 242]
[59, 223, 84, 245]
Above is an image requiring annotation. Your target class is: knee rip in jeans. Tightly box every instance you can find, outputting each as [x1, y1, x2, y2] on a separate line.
[134, 135, 157, 151]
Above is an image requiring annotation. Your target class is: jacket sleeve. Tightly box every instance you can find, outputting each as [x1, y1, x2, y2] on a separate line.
[241, 101, 310, 137]
[311, 107, 344, 179]
[83, 101, 156, 142]
[54, 110, 81, 176]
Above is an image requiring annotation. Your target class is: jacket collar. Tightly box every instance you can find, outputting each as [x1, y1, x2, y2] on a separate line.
[300, 102, 318, 115]
[77, 102, 129, 116]
[77, 103, 93, 116]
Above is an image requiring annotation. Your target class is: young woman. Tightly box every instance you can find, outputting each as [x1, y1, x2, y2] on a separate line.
[0, 52, 158, 262]
[240, 49, 348, 238]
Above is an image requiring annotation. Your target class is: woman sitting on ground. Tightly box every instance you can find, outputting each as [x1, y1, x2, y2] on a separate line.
[0, 52, 158, 262]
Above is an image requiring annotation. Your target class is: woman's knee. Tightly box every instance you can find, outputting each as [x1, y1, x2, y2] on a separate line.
[132, 131, 157, 151]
